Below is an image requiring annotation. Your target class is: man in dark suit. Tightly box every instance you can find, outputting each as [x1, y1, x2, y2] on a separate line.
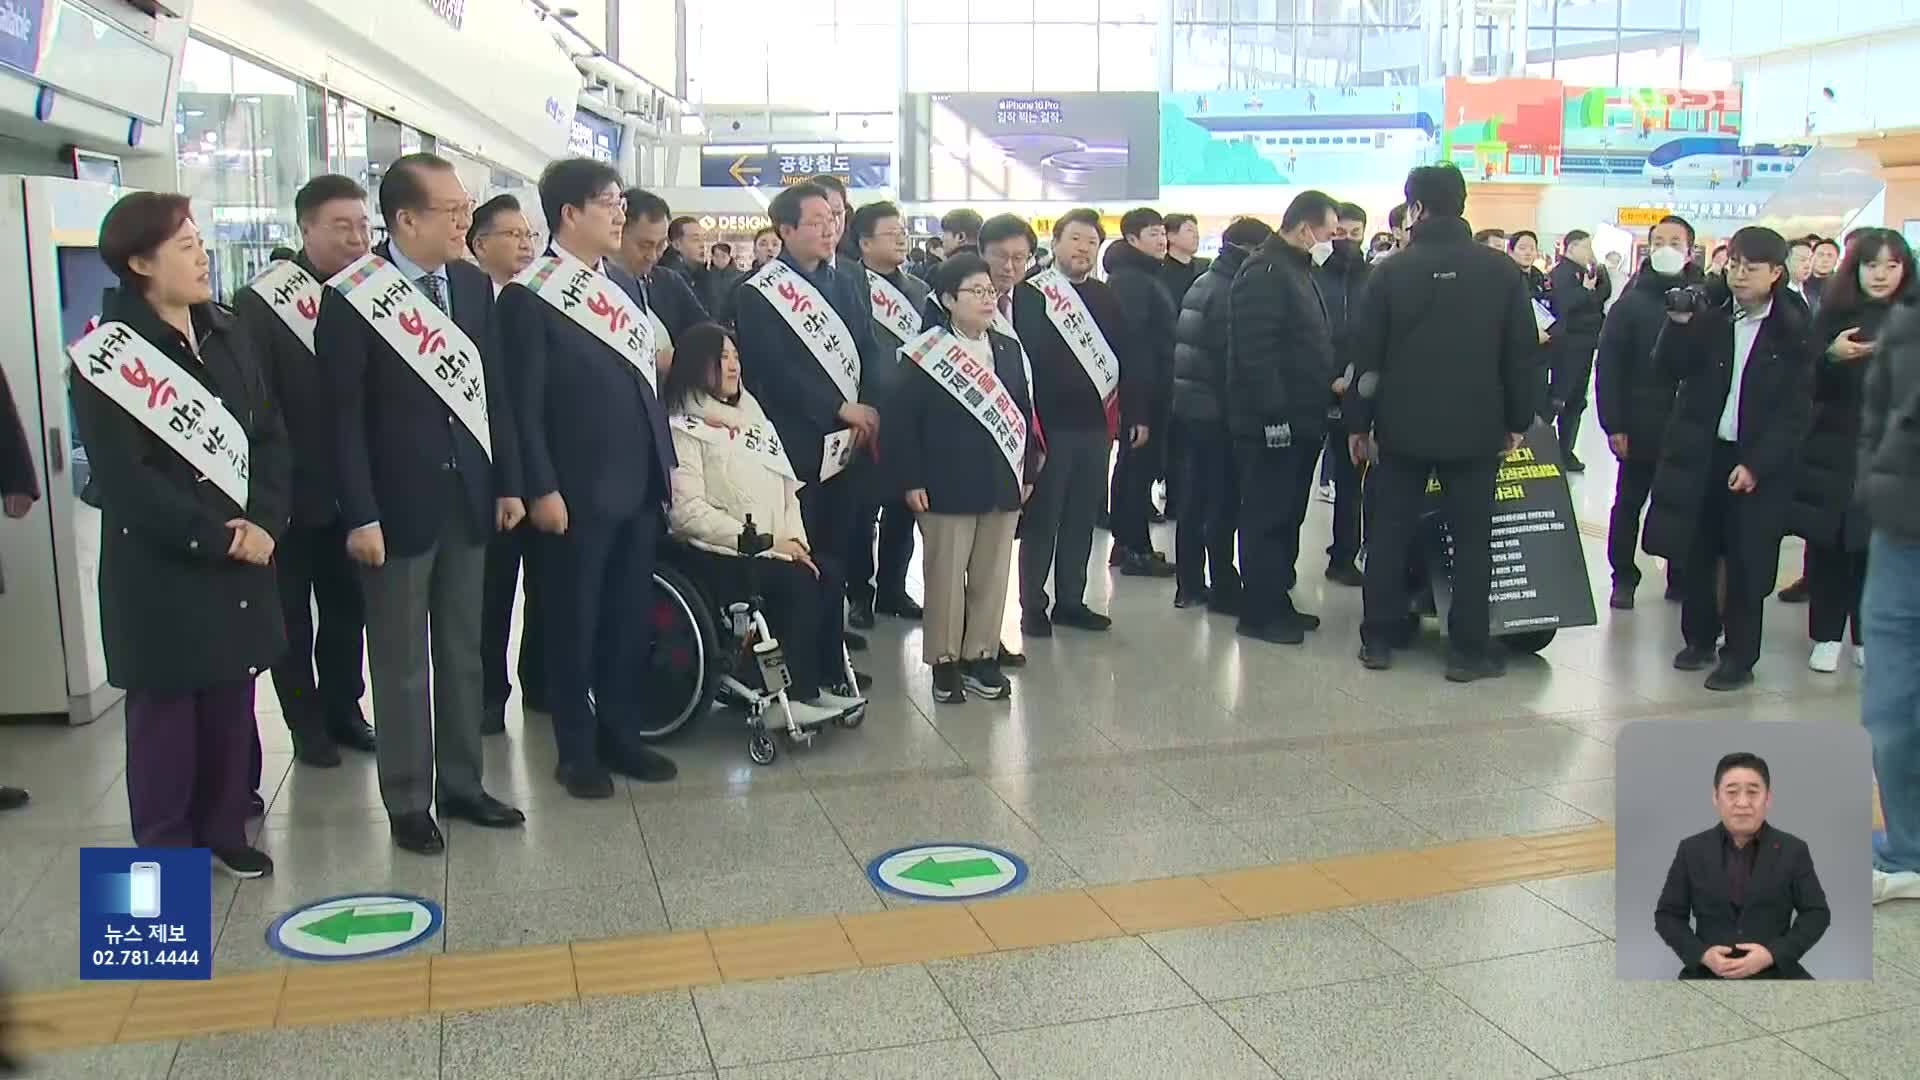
[501, 159, 679, 800]
[734, 181, 879, 685]
[321, 152, 526, 854]
[613, 189, 710, 351]
[234, 174, 375, 768]
[1656, 751, 1830, 979]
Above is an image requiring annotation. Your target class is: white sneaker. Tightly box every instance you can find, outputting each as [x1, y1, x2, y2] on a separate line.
[1873, 869, 1920, 904]
[1854, 645, 1866, 669]
[782, 699, 842, 729]
[1809, 640, 1842, 673]
[1317, 482, 1335, 504]
[815, 689, 865, 711]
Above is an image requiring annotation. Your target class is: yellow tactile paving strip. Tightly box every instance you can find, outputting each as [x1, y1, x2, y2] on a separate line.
[7, 823, 1618, 1054]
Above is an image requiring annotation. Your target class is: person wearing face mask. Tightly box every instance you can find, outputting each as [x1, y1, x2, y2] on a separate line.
[1310, 201, 1373, 587]
[1545, 230, 1610, 473]
[232, 175, 376, 769]
[1102, 207, 1178, 578]
[1644, 226, 1813, 692]
[1596, 215, 1700, 611]
[1789, 228, 1914, 673]
[1345, 164, 1536, 681]
[1227, 190, 1340, 644]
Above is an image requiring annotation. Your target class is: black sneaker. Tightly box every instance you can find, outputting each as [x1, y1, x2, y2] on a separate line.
[1673, 644, 1719, 672]
[932, 662, 966, 704]
[1174, 586, 1209, 609]
[0, 785, 27, 812]
[1704, 663, 1755, 692]
[848, 601, 877, 630]
[213, 846, 274, 880]
[876, 593, 924, 619]
[1120, 552, 1177, 578]
[962, 660, 1012, 700]
[1358, 642, 1394, 670]
[1325, 563, 1364, 587]
[1608, 584, 1636, 611]
[1778, 577, 1810, 603]
[1445, 650, 1508, 683]
[1052, 605, 1112, 631]
[1021, 611, 1054, 638]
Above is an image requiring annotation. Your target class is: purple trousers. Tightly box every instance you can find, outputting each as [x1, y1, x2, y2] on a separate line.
[124, 681, 257, 850]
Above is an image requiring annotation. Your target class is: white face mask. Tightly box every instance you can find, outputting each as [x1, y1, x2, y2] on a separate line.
[1648, 246, 1687, 276]
[1310, 239, 1334, 266]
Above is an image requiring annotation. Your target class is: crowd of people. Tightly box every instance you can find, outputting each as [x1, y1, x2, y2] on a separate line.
[0, 153, 1915, 904]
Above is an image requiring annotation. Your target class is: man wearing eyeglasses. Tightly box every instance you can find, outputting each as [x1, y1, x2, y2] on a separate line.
[1643, 227, 1814, 692]
[235, 174, 378, 771]
[319, 152, 527, 852]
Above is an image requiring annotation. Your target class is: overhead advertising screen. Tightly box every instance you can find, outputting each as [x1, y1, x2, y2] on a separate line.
[900, 92, 1160, 202]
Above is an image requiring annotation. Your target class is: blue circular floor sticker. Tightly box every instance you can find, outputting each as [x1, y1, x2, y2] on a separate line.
[266, 892, 442, 962]
[868, 843, 1028, 901]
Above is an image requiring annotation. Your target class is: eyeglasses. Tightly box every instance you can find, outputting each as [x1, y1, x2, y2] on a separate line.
[1726, 258, 1774, 276]
[420, 199, 476, 222]
[954, 285, 996, 300]
[481, 228, 534, 244]
[589, 193, 628, 213]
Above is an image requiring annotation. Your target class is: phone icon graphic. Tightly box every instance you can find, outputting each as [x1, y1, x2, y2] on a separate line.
[128, 862, 162, 919]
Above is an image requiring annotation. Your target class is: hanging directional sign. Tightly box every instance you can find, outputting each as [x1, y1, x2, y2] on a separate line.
[867, 843, 1027, 901]
[266, 893, 442, 961]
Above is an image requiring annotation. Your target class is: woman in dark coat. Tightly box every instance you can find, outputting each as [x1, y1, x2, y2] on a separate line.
[1790, 228, 1913, 672]
[1643, 226, 1813, 691]
[887, 253, 1039, 705]
[69, 192, 290, 877]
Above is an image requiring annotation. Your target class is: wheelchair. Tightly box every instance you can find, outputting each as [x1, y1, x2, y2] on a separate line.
[631, 517, 864, 765]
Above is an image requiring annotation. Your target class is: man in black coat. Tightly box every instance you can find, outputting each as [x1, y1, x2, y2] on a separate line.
[1228, 190, 1340, 644]
[234, 175, 375, 768]
[320, 153, 526, 853]
[1160, 213, 1210, 304]
[1311, 201, 1374, 587]
[1656, 752, 1829, 979]
[734, 181, 880, 675]
[1345, 165, 1536, 680]
[1546, 229, 1611, 472]
[1102, 209, 1178, 577]
[1644, 226, 1813, 692]
[847, 200, 929, 626]
[660, 215, 729, 315]
[616, 190, 712, 349]
[502, 160, 681, 800]
[1596, 214, 1698, 610]
[1170, 217, 1270, 613]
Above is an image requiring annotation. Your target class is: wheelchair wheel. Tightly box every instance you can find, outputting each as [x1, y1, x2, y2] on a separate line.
[633, 564, 721, 741]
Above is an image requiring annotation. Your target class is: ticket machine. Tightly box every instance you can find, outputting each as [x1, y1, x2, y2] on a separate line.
[0, 176, 130, 723]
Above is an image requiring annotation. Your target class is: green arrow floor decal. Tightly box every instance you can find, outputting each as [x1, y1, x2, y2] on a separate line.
[896, 855, 1002, 888]
[299, 908, 416, 945]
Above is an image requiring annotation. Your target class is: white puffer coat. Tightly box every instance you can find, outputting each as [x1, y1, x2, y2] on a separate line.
[667, 388, 809, 557]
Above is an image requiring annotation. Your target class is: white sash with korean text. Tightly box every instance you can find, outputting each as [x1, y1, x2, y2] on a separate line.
[668, 410, 797, 483]
[327, 254, 491, 459]
[246, 259, 322, 355]
[68, 322, 250, 509]
[991, 306, 1039, 427]
[746, 260, 860, 403]
[902, 327, 1026, 485]
[1025, 266, 1119, 411]
[513, 251, 657, 394]
[866, 269, 922, 346]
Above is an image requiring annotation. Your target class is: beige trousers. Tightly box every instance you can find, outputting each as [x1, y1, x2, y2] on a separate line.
[916, 510, 1019, 665]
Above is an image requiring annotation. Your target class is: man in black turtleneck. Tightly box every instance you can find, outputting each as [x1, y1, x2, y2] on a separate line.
[1596, 214, 1700, 611]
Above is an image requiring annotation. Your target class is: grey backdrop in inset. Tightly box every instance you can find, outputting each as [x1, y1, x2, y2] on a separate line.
[899, 93, 1162, 202]
[1614, 719, 1872, 980]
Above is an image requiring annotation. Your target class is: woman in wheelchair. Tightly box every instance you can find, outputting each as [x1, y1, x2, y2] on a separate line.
[661, 324, 866, 727]
[887, 253, 1040, 704]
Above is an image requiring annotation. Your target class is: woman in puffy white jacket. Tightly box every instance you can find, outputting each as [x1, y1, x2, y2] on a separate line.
[663, 324, 862, 720]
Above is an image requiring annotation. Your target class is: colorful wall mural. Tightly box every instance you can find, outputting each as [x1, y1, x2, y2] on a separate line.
[1441, 78, 1565, 182]
[1160, 87, 1443, 186]
[1560, 85, 1808, 191]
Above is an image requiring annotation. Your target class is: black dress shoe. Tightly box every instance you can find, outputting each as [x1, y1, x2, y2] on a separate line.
[290, 727, 342, 768]
[1284, 610, 1322, 632]
[439, 792, 525, 828]
[875, 593, 924, 619]
[848, 602, 877, 630]
[1608, 584, 1636, 611]
[1324, 563, 1364, 587]
[1704, 663, 1755, 692]
[1052, 605, 1112, 631]
[1173, 586, 1209, 609]
[844, 630, 869, 652]
[1021, 611, 1054, 638]
[481, 700, 508, 736]
[0, 785, 28, 812]
[852, 670, 875, 692]
[391, 812, 445, 855]
[556, 762, 616, 800]
[1673, 644, 1719, 671]
[1564, 453, 1586, 473]
[997, 646, 1027, 669]
[1445, 650, 1508, 683]
[1238, 619, 1305, 645]
[1358, 642, 1394, 670]
[328, 707, 377, 753]
[1778, 577, 1810, 603]
[607, 744, 678, 784]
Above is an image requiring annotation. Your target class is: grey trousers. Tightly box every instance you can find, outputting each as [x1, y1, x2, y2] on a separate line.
[919, 510, 1019, 664]
[1019, 426, 1111, 617]
[358, 493, 488, 817]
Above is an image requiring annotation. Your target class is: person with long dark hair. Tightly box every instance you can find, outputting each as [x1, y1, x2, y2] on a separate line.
[888, 254, 1039, 703]
[1790, 228, 1913, 672]
[663, 323, 861, 723]
[69, 192, 292, 875]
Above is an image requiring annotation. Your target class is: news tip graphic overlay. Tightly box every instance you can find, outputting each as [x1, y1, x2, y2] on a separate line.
[79, 848, 212, 980]
[1612, 720, 1873, 981]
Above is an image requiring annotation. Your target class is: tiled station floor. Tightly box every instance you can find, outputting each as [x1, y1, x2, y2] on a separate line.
[3, 425, 1909, 1080]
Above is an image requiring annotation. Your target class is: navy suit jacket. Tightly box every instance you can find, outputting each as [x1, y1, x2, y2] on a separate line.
[732, 253, 879, 482]
[319, 241, 519, 558]
[500, 252, 674, 523]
